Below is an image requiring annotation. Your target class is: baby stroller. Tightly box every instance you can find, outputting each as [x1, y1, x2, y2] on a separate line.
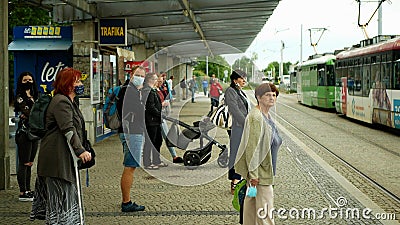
[163, 115, 228, 168]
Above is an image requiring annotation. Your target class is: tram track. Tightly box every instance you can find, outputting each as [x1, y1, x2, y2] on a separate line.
[270, 94, 400, 221]
[279, 101, 400, 158]
[274, 107, 400, 205]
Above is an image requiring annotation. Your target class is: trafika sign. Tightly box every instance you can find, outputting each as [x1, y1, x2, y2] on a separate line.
[99, 19, 127, 46]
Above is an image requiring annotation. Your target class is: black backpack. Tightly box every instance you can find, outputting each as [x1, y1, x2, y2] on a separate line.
[180, 79, 187, 88]
[28, 93, 52, 140]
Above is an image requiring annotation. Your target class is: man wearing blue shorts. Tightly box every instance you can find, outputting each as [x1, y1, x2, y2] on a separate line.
[117, 66, 146, 212]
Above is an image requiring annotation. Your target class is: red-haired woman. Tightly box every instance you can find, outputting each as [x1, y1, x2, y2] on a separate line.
[30, 68, 92, 224]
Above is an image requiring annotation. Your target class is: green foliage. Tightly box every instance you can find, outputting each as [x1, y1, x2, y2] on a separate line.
[193, 70, 206, 77]
[8, 0, 51, 43]
[231, 54, 259, 81]
[8, 0, 51, 104]
[262, 61, 292, 82]
[232, 56, 252, 72]
[193, 55, 230, 81]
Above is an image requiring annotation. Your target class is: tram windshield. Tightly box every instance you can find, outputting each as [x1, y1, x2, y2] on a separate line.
[317, 64, 335, 86]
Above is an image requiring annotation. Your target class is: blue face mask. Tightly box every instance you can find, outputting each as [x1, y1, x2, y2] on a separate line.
[132, 76, 145, 87]
[74, 85, 85, 95]
[246, 186, 257, 198]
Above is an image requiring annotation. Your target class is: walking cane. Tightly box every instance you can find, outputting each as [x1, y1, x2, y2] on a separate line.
[65, 131, 85, 225]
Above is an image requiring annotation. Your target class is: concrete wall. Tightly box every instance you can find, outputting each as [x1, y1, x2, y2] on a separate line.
[73, 22, 97, 144]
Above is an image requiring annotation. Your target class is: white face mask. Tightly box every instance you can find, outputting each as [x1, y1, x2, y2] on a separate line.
[132, 76, 144, 87]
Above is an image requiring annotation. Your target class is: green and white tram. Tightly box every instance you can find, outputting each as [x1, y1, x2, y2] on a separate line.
[297, 54, 336, 109]
[335, 36, 400, 129]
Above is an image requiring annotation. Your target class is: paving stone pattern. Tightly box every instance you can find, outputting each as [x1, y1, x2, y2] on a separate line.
[1, 93, 394, 225]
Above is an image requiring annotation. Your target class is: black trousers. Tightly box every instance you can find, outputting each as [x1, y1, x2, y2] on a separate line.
[15, 129, 39, 193]
[143, 124, 163, 166]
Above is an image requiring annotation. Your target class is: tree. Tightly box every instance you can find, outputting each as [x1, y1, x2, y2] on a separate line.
[8, 0, 51, 43]
[262, 61, 292, 83]
[8, 0, 51, 104]
[193, 55, 230, 81]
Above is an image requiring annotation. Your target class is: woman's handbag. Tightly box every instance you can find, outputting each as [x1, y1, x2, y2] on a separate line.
[18, 124, 41, 141]
[208, 100, 232, 130]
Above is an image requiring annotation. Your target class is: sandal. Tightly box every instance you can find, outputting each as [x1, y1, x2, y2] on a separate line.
[144, 165, 159, 170]
[157, 162, 168, 167]
[230, 180, 239, 195]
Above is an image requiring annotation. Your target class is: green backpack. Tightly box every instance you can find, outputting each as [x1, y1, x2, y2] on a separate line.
[232, 179, 247, 211]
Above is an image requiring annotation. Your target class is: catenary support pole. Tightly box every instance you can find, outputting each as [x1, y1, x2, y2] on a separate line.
[0, 0, 10, 190]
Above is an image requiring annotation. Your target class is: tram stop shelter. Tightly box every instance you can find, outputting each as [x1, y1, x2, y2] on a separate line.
[0, 0, 281, 190]
[23, 0, 280, 56]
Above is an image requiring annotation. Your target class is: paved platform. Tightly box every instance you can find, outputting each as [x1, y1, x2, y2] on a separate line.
[1, 93, 398, 225]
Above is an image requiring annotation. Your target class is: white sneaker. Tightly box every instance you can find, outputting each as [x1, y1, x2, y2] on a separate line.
[19, 192, 34, 202]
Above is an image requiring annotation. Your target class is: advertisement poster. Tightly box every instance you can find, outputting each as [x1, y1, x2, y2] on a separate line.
[124, 60, 152, 72]
[96, 109, 104, 136]
[90, 48, 101, 104]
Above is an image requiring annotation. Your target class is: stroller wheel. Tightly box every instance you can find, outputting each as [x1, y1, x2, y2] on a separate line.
[217, 155, 228, 168]
[183, 152, 201, 168]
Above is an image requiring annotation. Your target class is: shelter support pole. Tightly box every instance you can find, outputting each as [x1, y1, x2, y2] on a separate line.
[0, 0, 10, 190]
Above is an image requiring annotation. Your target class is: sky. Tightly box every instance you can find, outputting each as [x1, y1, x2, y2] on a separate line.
[241, 0, 400, 70]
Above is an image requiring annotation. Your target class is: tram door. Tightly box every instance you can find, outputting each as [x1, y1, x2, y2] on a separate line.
[340, 77, 347, 115]
[297, 69, 302, 102]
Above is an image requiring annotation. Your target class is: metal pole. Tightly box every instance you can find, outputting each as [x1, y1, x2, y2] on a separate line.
[0, 0, 10, 190]
[300, 24, 303, 64]
[206, 56, 208, 77]
[280, 40, 284, 83]
[378, 2, 382, 35]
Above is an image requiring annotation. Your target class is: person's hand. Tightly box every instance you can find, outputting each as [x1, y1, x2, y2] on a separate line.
[162, 101, 170, 107]
[250, 178, 259, 186]
[79, 151, 92, 163]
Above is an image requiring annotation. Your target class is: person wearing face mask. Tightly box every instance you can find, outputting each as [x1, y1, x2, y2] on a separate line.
[117, 65, 147, 212]
[14, 71, 39, 202]
[235, 83, 282, 225]
[30, 68, 92, 223]
[224, 69, 251, 195]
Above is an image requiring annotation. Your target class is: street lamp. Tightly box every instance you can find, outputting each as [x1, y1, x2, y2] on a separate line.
[279, 40, 285, 84]
[275, 28, 289, 84]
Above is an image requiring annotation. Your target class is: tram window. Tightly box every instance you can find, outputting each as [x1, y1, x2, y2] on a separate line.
[387, 53, 392, 61]
[348, 67, 355, 95]
[382, 63, 391, 89]
[354, 65, 362, 95]
[318, 65, 325, 86]
[371, 63, 380, 88]
[394, 62, 400, 89]
[362, 65, 370, 96]
[394, 52, 400, 61]
[327, 65, 335, 86]
[335, 67, 342, 86]
[371, 56, 377, 64]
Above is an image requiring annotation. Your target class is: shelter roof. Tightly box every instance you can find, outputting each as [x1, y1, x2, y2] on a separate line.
[30, 0, 280, 56]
